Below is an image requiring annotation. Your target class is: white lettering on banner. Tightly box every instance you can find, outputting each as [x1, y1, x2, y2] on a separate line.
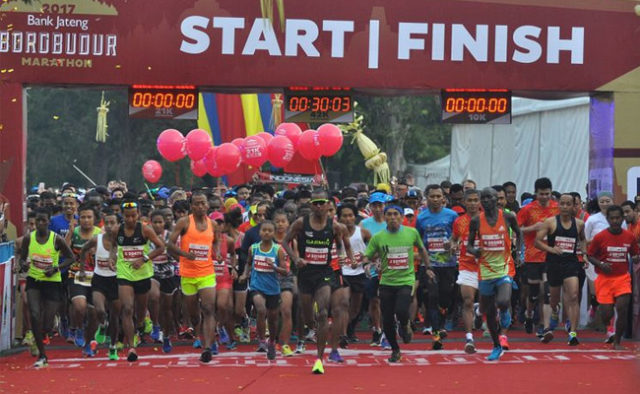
[189, 244, 210, 261]
[31, 254, 53, 270]
[0, 31, 117, 56]
[387, 246, 409, 270]
[555, 236, 576, 254]
[605, 246, 628, 263]
[178, 15, 585, 68]
[305, 246, 329, 265]
[122, 246, 144, 261]
[253, 255, 275, 272]
[427, 237, 447, 253]
[481, 234, 506, 251]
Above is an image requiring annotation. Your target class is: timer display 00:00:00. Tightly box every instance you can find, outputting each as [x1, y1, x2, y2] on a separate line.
[444, 97, 508, 113]
[131, 92, 196, 109]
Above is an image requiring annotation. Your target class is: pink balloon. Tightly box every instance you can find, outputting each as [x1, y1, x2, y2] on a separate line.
[275, 123, 302, 147]
[185, 129, 212, 161]
[242, 136, 267, 167]
[190, 159, 208, 177]
[318, 123, 344, 157]
[156, 129, 185, 162]
[257, 132, 273, 146]
[216, 143, 242, 173]
[204, 147, 225, 177]
[268, 136, 295, 168]
[231, 138, 246, 163]
[297, 129, 322, 161]
[142, 160, 162, 183]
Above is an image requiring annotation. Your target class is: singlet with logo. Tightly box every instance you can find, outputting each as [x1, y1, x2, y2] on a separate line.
[152, 230, 174, 280]
[249, 242, 281, 295]
[213, 233, 231, 280]
[116, 222, 152, 281]
[477, 211, 511, 280]
[416, 207, 458, 268]
[546, 216, 579, 265]
[93, 233, 116, 278]
[453, 213, 479, 272]
[70, 226, 102, 286]
[588, 229, 639, 277]
[179, 215, 215, 278]
[342, 226, 366, 276]
[297, 215, 333, 272]
[28, 231, 61, 282]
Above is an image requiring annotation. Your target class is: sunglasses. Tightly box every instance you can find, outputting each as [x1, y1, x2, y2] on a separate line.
[311, 199, 328, 206]
[121, 202, 139, 209]
[62, 192, 78, 199]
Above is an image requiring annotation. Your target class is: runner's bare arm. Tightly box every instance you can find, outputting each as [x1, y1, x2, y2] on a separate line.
[274, 246, 288, 275]
[336, 222, 355, 265]
[361, 227, 372, 244]
[211, 219, 222, 260]
[18, 231, 30, 272]
[78, 236, 98, 276]
[238, 248, 253, 282]
[466, 216, 482, 258]
[283, 218, 305, 267]
[505, 212, 524, 264]
[167, 217, 194, 259]
[576, 220, 588, 257]
[54, 234, 75, 272]
[534, 217, 559, 255]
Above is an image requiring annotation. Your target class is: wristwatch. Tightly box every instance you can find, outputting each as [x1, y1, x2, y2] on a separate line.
[143, 254, 150, 262]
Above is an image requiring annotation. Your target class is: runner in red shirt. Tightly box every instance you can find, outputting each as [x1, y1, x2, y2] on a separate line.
[621, 201, 640, 241]
[516, 177, 559, 335]
[587, 205, 640, 350]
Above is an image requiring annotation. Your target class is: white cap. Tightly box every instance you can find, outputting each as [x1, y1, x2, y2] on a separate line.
[404, 208, 415, 216]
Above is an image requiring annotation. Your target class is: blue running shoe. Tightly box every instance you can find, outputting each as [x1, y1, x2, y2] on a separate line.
[218, 327, 230, 344]
[193, 338, 202, 349]
[162, 337, 172, 353]
[499, 310, 511, 329]
[487, 346, 504, 361]
[60, 317, 70, 340]
[82, 342, 95, 357]
[210, 341, 219, 355]
[226, 340, 237, 350]
[74, 328, 86, 348]
[380, 334, 392, 350]
[151, 325, 161, 343]
[549, 309, 559, 331]
[328, 349, 344, 363]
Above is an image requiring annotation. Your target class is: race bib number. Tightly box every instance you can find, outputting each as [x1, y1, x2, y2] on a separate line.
[305, 247, 329, 265]
[555, 236, 576, 254]
[481, 234, 506, 252]
[74, 271, 93, 286]
[606, 246, 628, 263]
[31, 254, 53, 270]
[122, 246, 144, 262]
[189, 244, 210, 261]
[96, 258, 113, 270]
[427, 237, 447, 253]
[387, 246, 410, 270]
[254, 255, 275, 272]
[152, 253, 169, 265]
[214, 259, 227, 275]
[464, 238, 480, 257]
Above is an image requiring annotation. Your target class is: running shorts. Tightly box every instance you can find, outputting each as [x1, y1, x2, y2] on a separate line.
[297, 266, 333, 295]
[251, 291, 281, 310]
[595, 273, 631, 305]
[456, 269, 479, 289]
[117, 277, 151, 295]
[479, 276, 512, 297]
[152, 275, 180, 295]
[524, 262, 546, 281]
[181, 274, 216, 296]
[546, 260, 582, 287]
[343, 273, 366, 294]
[92, 274, 119, 301]
[26, 277, 62, 302]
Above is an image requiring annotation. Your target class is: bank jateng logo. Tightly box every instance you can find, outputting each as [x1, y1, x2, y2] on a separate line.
[0, 0, 119, 69]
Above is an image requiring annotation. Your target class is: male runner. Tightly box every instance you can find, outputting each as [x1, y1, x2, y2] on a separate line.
[621, 201, 640, 240]
[19, 207, 75, 368]
[503, 182, 520, 213]
[535, 194, 586, 345]
[467, 188, 522, 361]
[283, 189, 354, 374]
[168, 191, 221, 363]
[363, 204, 433, 362]
[587, 205, 640, 349]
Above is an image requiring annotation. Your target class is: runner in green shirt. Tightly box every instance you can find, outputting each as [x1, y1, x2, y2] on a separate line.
[363, 205, 434, 362]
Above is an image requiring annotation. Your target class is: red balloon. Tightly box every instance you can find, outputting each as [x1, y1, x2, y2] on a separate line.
[257, 132, 274, 146]
[275, 123, 302, 147]
[185, 129, 212, 161]
[190, 159, 208, 177]
[297, 129, 322, 160]
[216, 143, 242, 173]
[268, 136, 295, 168]
[156, 129, 185, 162]
[204, 147, 225, 177]
[318, 123, 344, 156]
[242, 136, 268, 167]
[231, 138, 245, 163]
[142, 160, 162, 183]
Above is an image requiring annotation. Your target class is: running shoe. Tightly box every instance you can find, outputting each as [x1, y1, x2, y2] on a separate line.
[347, 333, 359, 343]
[256, 340, 268, 353]
[499, 334, 510, 350]
[281, 344, 294, 357]
[29, 339, 39, 357]
[66, 329, 75, 344]
[464, 339, 476, 354]
[82, 342, 95, 357]
[474, 314, 483, 331]
[116, 341, 124, 351]
[240, 331, 251, 344]
[370, 330, 382, 346]
[43, 334, 51, 346]
[380, 334, 392, 350]
[328, 349, 344, 363]
[151, 325, 162, 343]
[388, 350, 402, 363]
[200, 349, 212, 363]
[482, 322, 490, 338]
[438, 329, 448, 339]
[162, 337, 172, 353]
[226, 341, 238, 351]
[143, 316, 153, 335]
[33, 356, 48, 368]
[312, 358, 324, 374]
[549, 308, 559, 331]
[568, 332, 579, 346]
[179, 325, 194, 339]
[604, 333, 615, 344]
[133, 333, 141, 348]
[108, 346, 119, 361]
[234, 326, 243, 341]
[540, 328, 554, 343]
[486, 346, 504, 361]
[295, 341, 306, 354]
[95, 324, 107, 345]
[267, 342, 276, 360]
[432, 332, 443, 350]
[499, 310, 511, 330]
[536, 326, 545, 339]
[74, 328, 85, 348]
[210, 341, 219, 355]
[305, 328, 317, 343]
[90, 340, 98, 352]
[218, 327, 230, 345]
[193, 337, 202, 349]
[22, 330, 35, 346]
[524, 316, 534, 334]
[339, 335, 349, 349]
[422, 326, 432, 336]
[399, 322, 413, 344]
[127, 349, 138, 362]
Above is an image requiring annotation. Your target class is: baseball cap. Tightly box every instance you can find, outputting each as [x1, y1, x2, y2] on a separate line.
[405, 190, 420, 199]
[209, 211, 224, 222]
[404, 208, 415, 216]
[369, 192, 391, 204]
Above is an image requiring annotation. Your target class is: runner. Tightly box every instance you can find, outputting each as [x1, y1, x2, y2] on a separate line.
[18, 207, 75, 368]
[535, 194, 586, 345]
[272, 209, 296, 357]
[113, 200, 165, 362]
[503, 182, 520, 213]
[363, 204, 433, 362]
[517, 177, 559, 335]
[282, 189, 354, 374]
[586, 205, 640, 349]
[80, 208, 121, 360]
[416, 184, 458, 350]
[451, 189, 481, 353]
[467, 188, 522, 361]
[14, 212, 37, 355]
[167, 191, 222, 363]
[239, 220, 288, 360]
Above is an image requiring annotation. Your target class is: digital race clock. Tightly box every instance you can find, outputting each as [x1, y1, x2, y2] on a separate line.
[284, 87, 353, 123]
[128, 85, 198, 120]
[441, 89, 511, 124]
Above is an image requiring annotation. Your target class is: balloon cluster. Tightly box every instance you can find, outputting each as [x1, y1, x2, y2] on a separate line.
[143, 123, 343, 183]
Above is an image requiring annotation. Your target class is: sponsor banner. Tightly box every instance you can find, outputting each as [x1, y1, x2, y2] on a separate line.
[255, 172, 323, 185]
